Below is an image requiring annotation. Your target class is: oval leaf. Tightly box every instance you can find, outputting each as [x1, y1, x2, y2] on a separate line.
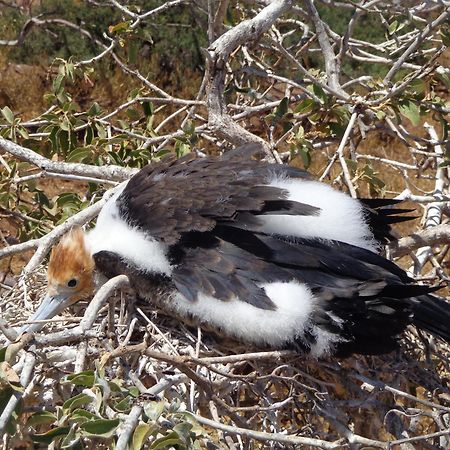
[1, 106, 14, 124]
[79, 418, 120, 438]
[144, 401, 165, 421]
[132, 422, 157, 450]
[63, 393, 93, 412]
[32, 426, 70, 444]
[63, 370, 95, 387]
[27, 411, 57, 427]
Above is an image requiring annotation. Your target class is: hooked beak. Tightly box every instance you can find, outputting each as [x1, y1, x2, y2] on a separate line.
[20, 293, 73, 334]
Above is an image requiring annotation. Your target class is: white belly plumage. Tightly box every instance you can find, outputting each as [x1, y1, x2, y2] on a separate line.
[168, 281, 342, 356]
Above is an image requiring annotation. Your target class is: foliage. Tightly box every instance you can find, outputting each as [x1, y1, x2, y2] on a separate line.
[0, 352, 206, 449]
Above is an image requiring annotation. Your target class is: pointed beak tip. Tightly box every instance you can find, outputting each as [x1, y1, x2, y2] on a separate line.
[20, 292, 73, 334]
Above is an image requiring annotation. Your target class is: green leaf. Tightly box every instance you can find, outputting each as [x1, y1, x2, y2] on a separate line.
[70, 408, 100, 424]
[142, 101, 153, 117]
[132, 422, 157, 450]
[175, 141, 191, 157]
[173, 422, 193, 441]
[297, 145, 311, 169]
[27, 411, 57, 427]
[275, 97, 289, 118]
[61, 427, 81, 448]
[32, 426, 70, 444]
[18, 127, 29, 139]
[79, 418, 120, 438]
[114, 396, 133, 412]
[1, 106, 14, 124]
[312, 84, 327, 103]
[374, 109, 386, 120]
[361, 165, 385, 192]
[108, 21, 131, 34]
[295, 99, 316, 114]
[53, 73, 65, 94]
[67, 147, 92, 163]
[95, 123, 107, 139]
[409, 79, 426, 97]
[179, 412, 207, 436]
[43, 93, 57, 104]
[150, 431, 184, 450]
[57, 129, 70, 154]
[65, 62, 75, 82]
[128, 88, 141, 100]
[345, 158, 358, 174]
[63, 393, 93, 413]
[128, 39, 139, 65]
[144, 401, 165, 421]
[59, 117, 72, 132]
[388, 20, 398, 34]
[398, 100, 421, 126]
[127, 108, 141, 121]
[88, 102, 102, 117]
[84, 126, 94, 145]
[440, 27, 450, 47]
[182, 120, 195, 136]
[129, 386, 141, 398]
[56, 193, 81, 207]
[331, 106, 351, 124]
[63, 370, 95, 387]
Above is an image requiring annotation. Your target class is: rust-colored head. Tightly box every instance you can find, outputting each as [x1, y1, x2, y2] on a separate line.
[47, 226, 95, 303]
[21, 227, 95, 334]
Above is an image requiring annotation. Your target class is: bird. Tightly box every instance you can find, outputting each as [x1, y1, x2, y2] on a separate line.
[21, 144, 450, 357]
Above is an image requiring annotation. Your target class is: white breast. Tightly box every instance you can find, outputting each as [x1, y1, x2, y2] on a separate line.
[86, 185, 173, 276]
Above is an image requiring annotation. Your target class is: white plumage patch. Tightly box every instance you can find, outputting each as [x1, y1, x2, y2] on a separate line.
[262, 176, 378, 251]
[86, 186, 173, 276]
[168, 280, 327, 350]
[309, 326, 343, 357]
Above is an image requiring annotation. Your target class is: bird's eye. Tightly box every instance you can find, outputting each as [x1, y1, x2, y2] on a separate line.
[67, 278, 78, 288]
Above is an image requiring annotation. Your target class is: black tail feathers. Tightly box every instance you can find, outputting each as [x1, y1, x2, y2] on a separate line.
[412, 295, 450, 343]
[359, 198, 416, 244]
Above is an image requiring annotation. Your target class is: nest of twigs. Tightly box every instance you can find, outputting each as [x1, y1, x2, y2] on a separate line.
[1, 267, 450, 450]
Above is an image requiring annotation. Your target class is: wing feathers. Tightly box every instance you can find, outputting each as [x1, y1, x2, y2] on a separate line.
[117, 152, 319, 244]
[115, 149, 428, 347]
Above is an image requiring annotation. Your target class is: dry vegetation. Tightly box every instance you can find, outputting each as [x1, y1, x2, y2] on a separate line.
[0, 0, 450, 449]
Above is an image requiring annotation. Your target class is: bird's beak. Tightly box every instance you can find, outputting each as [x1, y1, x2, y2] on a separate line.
[20, 293, 73, 334]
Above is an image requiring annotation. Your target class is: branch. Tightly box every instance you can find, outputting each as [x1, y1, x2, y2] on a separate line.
[304, 0, 347, 98]
[191, 413, 343, 449]
[0, 137, 133, 181]
[390, 224, 450, 258]
[0, 352, 36, 435]
[80, 275, 129, 331]
[206, 0, 293, 153]
[383, 6, 450, 84]
[115, 405, 143, 450]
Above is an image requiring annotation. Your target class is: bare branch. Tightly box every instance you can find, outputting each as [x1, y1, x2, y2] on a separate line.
[191, 413, 348, 449]
[0, 137, 133, 181]
[206, 0, 293, 152]
[304, 0, 347, 98]
[384, 6, 450, 84]
[390, 224, 450, 258]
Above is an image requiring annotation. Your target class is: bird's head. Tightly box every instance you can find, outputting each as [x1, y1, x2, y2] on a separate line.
[22, 227, 95, 333]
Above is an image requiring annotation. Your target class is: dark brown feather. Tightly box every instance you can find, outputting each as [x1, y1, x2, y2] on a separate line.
[117, 152, 316, 244]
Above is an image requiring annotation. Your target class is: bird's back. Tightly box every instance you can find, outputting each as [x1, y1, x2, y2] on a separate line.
[88, 149, 449, 357]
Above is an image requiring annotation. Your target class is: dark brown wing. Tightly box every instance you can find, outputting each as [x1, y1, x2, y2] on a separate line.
[116, 147, 315, 245]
